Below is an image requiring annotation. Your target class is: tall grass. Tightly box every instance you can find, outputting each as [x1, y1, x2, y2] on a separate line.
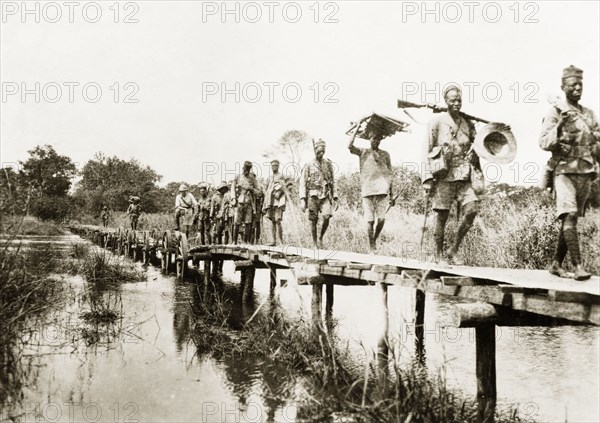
[188, 282, 517, 422]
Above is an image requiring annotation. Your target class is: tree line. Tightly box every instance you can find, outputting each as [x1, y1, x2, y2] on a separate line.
[2, 143, 598, 222]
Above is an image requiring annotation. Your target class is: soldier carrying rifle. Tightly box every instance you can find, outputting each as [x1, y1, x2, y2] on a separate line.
[231, 161, 261, 244]
[300, 139, 338, 248]
[539, 65, 600, 281]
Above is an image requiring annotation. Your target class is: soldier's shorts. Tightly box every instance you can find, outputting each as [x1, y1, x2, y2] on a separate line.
[267, 206, 284, 222]
[235, 202, 254, 225]
[362, 194, 389, 222]
[308, 196, 332, 222]
[555, 173, 593, 218]
[432, 180, 478, 210]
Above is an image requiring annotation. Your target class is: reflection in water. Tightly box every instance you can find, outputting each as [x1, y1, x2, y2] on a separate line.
[2, 237, 599, 422]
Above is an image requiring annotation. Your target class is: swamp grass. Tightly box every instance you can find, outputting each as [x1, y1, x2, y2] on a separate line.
[83, 189, 599, 274]
[187, 282, 520, 423]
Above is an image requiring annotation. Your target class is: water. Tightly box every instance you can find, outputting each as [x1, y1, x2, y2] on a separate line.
[1, 236, 599, 422]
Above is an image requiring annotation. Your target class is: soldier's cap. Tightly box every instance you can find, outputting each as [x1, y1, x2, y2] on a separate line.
[243, 160, 252, 168]
[443, 84, 462, 99]
[271, 159, 280, 165]
[102, 206, 108, 209]
[198, 182, 208, 190]
[313, 139, 326, 152]
[217, 181, 229, 192]
[562, 65, 583, 80]
[179, 183, 189, 192]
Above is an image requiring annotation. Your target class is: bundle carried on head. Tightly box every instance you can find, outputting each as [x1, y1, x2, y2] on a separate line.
[346, 113, 410, 140]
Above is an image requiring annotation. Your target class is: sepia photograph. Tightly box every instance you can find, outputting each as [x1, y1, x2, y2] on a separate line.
[1, 1, 599, 422]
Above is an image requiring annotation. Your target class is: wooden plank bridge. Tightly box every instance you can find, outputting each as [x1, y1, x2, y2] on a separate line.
[69, 224, 599, 422]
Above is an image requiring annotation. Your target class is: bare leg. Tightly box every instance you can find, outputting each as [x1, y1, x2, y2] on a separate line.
[367, 221, 375, 253]
[447, 202, 478, 261]
[434, 209, 450, 261]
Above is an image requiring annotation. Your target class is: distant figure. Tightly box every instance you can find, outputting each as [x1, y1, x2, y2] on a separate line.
[210, 181, 229, 244]
[175, 184, 198, 237]
[126, 196, 141, 230]
[539, 65, 600, 281]
[422, 86, 480, 265]
[348, 120, 395, 253]
[197, 183, 212, 245]
[299, 139, 338, 248]
[100, 205, 110, 228]
[231, 161, 261, 244]
[263, 159, 289, 246]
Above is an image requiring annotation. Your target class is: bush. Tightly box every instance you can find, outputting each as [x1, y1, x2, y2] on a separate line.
[30, 195, 74, 221]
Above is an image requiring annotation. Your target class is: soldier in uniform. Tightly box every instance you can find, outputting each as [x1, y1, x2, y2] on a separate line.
[221, 181, 234, 244]
[175, 184, 198, 237]
[231, 161, 261, 244]
[100, 205, 110, 228]
[126, 196, 141, 231]
[263, 159, 289, 246]
[540, 65, 600, 281]
[422, 85, 480, 265]
[210, 181, 229, 244]
[300, 139, 338, 248]
[348, 120, 395, 253]
[251, 182, 265, 244]
[196, 183, 212, 245]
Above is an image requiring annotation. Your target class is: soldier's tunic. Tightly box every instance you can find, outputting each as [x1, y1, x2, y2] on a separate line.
[231, 172, 260, 225]
[210, 192, 224, 235]
[299, 158, 337, 221]
[175, 192, 198, 226]
[424, 112, 479, 210]
[349, 145, 393, 221]
[263, 172, 287, 222]
[539, 103, 600, 217]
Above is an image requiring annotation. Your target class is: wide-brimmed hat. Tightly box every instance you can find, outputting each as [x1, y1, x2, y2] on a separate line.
[179, 184, 189, 192]
[473, 122, 517, 165]
[198, 182, 208, 190]
[217, 181, 229, 192]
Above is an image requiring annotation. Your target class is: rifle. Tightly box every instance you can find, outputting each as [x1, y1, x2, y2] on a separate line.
[397, 99, 491, 124]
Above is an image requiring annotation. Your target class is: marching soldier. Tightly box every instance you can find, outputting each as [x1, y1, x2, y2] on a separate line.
[126, 196, 141, 231]
[263, 159, 289, 246]
[231, 161, 261, 244]
[300, 139, 338, 248]
[221, 181, 235, 244]
[210, 181, 229, 244]
[422, 85, 480, 265]
[100, 205, 110, 228]
[175, 184, 198, 237]
[540, 65, 600, 280]
[196, 183, 212, 245]
[348, 120, 395, 253]
[251, 185, 265, 244]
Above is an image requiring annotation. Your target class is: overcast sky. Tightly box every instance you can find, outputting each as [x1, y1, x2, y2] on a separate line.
[1, 0, 599, 186]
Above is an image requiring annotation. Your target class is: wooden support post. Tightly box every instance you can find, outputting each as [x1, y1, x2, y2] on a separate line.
[270, 267, 277, 292]
[476, 324, 497, 423]
[203, 260, 211, 285]
[311, 282, 323, 330]
[415, 289, 426, 364]
[243, 267, 255, 304]
[325, 283, 334, 317]
[377, 282, 389, 394]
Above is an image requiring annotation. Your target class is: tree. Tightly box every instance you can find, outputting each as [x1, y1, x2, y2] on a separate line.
[75, 153, 162, 213]
[18, 145, 77, 220]
[20, 145, 76, 198]
[262, 130, 310, 180]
